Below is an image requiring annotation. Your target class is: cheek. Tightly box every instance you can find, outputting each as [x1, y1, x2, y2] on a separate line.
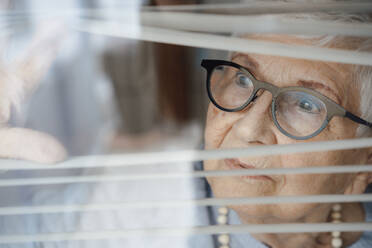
[204, 104, 237, 149]
[283, 173, 349, 196]
[279, 150, 357, 196]
[203, 159, 219, 172]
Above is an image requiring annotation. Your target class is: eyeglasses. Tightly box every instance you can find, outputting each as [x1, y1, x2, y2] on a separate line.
[201, 59, 372, 140]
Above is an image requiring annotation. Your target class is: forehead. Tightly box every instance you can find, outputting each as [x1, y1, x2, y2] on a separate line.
[233, 34, 352, 73]
[232, 51, 351, 86]
[232, 34, 358, 109]
[234, 34, 353, 78]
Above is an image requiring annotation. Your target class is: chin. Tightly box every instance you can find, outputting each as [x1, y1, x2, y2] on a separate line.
[206, 161, 277, 196]
[208, 175, 277, 200]
[233, 202, 323, 224]
[230, 205, 274, 222]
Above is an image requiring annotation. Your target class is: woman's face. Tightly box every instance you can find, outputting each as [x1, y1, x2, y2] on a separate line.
[204, 35, 368, 223]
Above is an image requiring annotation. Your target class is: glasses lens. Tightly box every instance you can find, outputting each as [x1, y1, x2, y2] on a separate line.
[274, 91, 327, 137]
[209, 65, 254, 110]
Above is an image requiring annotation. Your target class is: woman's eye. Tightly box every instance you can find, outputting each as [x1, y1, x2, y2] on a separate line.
[235, 73, 252, 88]
[215, 66, 224, 71]
[297, 99, 320, 114]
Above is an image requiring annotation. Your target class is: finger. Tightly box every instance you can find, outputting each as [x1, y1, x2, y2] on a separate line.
[0, 66, 24, 123]
[0, 127, 67, 164]
[0, 95, 11, 123]
[0, 21, 67, 124]
[14, 20, 67, 94]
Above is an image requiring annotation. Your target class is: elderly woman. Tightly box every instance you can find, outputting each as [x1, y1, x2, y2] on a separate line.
[201, 14, 372, 248]
[1, 4, 372, 248]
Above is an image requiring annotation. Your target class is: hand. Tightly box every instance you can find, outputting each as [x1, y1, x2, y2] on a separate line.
[0, 22, 67, 164]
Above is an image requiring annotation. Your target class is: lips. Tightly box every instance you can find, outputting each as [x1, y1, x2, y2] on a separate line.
[224, 158, 273, 181]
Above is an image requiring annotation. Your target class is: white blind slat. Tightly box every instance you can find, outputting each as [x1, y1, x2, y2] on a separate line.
[1, 223, 372, 244]
[1, 165, 372, 187]
[143, 2, 372, 14]
[1, 138, 371, 170]
[1, 194, 371, 216]
[140, 12, 372, 37]
[74, 22, 372, 66]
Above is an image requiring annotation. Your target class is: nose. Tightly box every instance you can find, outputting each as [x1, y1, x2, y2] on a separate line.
[230, 91, 277, 145]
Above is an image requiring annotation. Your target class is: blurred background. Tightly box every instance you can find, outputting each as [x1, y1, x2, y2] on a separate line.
[3, 0, 217, 156]
[0, 0, 230, 247]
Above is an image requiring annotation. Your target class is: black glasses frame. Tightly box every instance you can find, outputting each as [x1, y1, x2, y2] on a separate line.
[201, 59, 372, 140]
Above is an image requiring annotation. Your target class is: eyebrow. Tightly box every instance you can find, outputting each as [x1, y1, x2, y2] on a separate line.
[231, 52, 259, 70]
[297, 80, 342, 104]
[231, 53, 342, 104]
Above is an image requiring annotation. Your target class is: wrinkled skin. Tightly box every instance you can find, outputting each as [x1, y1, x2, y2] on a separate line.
[204, 35, 372, 248]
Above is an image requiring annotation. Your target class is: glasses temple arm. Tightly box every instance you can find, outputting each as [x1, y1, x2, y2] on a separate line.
[345, 111, 372, 128]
